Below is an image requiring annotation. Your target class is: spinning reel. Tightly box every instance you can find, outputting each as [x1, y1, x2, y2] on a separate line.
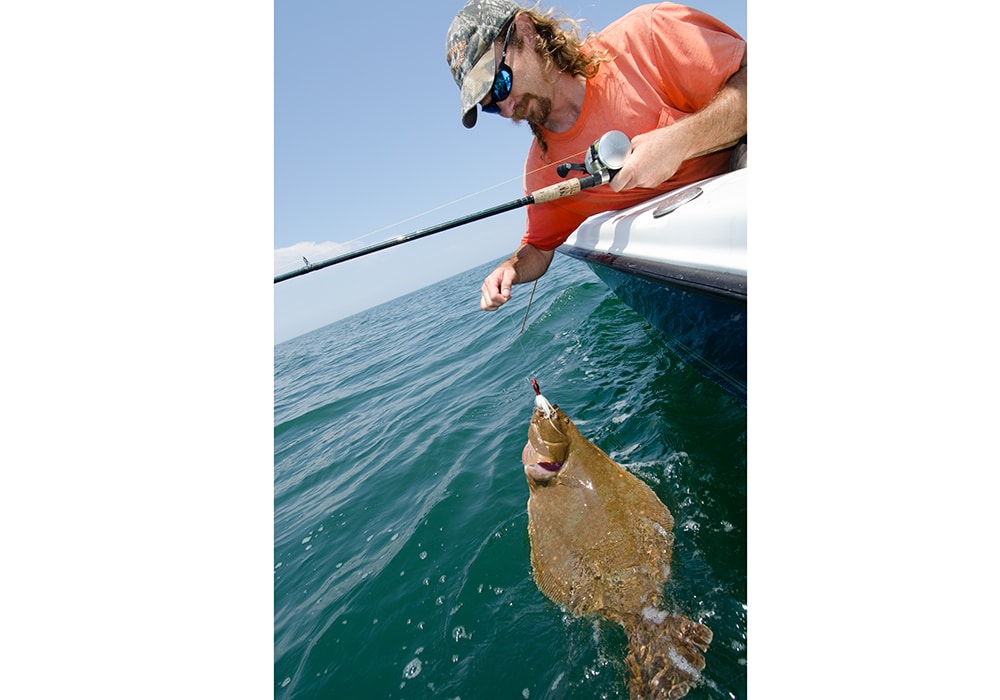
[556, 130, 631, 184]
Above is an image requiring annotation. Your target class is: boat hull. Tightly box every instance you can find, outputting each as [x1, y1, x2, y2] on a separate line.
[558, 170, 747, 403]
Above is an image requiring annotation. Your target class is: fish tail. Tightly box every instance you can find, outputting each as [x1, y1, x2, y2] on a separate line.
[623, 610, 713, 700]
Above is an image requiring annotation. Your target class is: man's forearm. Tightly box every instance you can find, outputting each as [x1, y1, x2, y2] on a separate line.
[682, 50, 748, 159]
[506, 244, 555, 285]
[609, 49, 747, 192]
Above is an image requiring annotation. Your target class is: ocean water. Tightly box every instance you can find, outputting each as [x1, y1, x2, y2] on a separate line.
[274, 255, 747, 699]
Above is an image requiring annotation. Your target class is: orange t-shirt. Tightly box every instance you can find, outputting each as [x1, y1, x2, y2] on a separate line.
[522, 3, 745, 251]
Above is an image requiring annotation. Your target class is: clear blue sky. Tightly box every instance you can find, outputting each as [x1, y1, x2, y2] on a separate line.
[274, 1, 747, 343]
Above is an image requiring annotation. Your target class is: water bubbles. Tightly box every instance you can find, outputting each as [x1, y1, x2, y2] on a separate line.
[402, 657, 422, 679]
[301, 536, 311, 544]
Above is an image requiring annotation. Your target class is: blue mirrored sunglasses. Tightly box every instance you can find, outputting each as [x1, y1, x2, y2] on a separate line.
[482, 22, 515, 114]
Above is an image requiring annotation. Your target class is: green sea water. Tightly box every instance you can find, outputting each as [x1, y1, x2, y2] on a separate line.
[274, 255, 746, 699]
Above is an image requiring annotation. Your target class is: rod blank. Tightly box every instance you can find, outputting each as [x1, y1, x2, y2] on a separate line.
[274, 172, 606, 284]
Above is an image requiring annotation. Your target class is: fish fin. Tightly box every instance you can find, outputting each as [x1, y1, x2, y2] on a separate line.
[623, 612, 713, 700]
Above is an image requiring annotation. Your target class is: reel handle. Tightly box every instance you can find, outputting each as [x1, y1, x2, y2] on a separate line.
[556, 162, 587, 178]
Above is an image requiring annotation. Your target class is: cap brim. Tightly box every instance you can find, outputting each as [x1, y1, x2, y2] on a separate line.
[463, 106, 478, 129]
[459, 50, 497, 129]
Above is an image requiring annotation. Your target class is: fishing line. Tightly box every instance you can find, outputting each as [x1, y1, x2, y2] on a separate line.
[519, 280, 539, 333]
[504, 287, 540, 388]
[345, 149, 591, 245]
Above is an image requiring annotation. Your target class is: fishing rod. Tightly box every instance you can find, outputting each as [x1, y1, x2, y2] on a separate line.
[274, 131, 632, 284]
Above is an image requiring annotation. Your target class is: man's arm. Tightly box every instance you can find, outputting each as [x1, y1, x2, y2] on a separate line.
[480, 243, 555, 311]
[610, 49, 747, 192]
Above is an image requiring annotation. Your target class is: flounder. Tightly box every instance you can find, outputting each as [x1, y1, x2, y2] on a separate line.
[522, 383, 712, 700]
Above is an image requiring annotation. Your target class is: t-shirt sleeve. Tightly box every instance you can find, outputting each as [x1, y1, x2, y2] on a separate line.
[647, 4, 745, 113]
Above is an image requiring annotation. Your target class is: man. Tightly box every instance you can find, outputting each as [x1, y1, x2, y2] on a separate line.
[445, 0, 746, 311]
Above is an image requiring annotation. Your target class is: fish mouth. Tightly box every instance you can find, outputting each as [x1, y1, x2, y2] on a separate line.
[524, 386, 570, 483]
[522, 441, 563, 482]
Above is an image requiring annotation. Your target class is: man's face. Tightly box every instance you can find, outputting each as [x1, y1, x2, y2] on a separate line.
[479, 17, 554, 128]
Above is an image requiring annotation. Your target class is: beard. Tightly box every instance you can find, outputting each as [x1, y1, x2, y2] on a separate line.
[512, 93, 554, 154]
[512, 93, 553, 128]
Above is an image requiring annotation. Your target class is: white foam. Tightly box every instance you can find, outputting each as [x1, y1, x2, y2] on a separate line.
[667, 645, 701, 679]
[642, 606, 669, 625]
[550, 672, 565, 691]
[402, 657, 422, 679]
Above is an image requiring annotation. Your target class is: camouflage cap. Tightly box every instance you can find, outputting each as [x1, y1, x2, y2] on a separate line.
[446, 0, 522, 129]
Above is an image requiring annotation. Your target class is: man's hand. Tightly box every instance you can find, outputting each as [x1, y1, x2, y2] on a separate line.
[480, 263, 518, 311]
[610, 127, 693, 192]
[478, 245, 555, 311]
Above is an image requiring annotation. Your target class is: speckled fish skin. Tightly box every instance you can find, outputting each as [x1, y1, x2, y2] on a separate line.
[522, 400, 713, 700]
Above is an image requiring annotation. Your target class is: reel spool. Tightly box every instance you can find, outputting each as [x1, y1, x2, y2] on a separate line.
[556, 130, 631, 179]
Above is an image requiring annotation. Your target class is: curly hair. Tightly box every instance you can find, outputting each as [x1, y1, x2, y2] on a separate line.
[519, 7, 608, 78]
[515, 7, 610, 153]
